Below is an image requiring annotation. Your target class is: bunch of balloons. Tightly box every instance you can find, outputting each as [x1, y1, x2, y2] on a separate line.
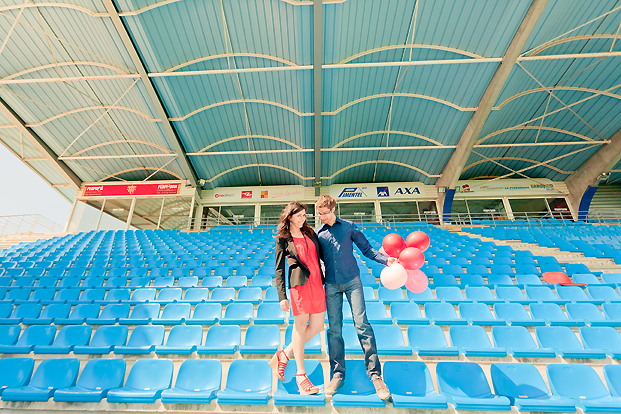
[379, 231, 430, 293]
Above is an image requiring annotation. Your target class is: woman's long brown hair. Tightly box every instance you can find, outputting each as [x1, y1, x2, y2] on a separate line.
[276, 201, 315, 239]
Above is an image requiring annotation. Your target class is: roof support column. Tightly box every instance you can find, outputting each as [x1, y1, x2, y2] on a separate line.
[313, 0, 322, 196]
[435, 0, 548, 210]
[565, 127, 621, 215]
[102, 0, 199, 187]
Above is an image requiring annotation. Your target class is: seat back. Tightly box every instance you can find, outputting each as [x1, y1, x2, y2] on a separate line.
[11, 303, 42, 319]
[160, 303, 191, 319]
[223, 303, 253, 319]
[157, 288, 182, 302]
[556, 286, 589, 301]
[126, 325, 165, 347]
[0, 325, 21, 345]
[243, 325, 280, 348]
[17, 325, 56, 346]
[90, 325, 128, 347]
[530, 303, 567, 321]
[458, 303, 494, 320]
[580, 326, 621, 353]
[129, 303, 160, 319]
[99, 304, 130, 319]
[374, 325, 407, 349]
[491, 363, 551, 400]
[204, 325, 241, 347]
[407, 325, 450, 349]
[334, 360, 377, 396]
[535, 326, 583, 350]
[547, 364, 610, 399]
[566, 303, 605, 321]
[225, 360, 271, 393]
[53, 325, 92, 347]
[495, 286, 527, 301]
[75, 358, 125, 391]
[173, 359, 221, 392]
[0, 357, 34, 388]
[449, 325, 493, 349]
[165, 325, 203, 347]
[436, 362, 493, 398]
[383, 361, 436, 397]
[603, 365, 621, 397]
[424, 303, 459, 320]
[491, 326, 537, 351]
[29, 358, 80, 390]
[124, 359, 173, 391]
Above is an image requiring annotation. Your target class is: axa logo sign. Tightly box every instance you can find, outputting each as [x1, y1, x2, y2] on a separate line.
[376, 186, 389, 197]
[394, 187, 420, 195]
[338, 187, 367, 198]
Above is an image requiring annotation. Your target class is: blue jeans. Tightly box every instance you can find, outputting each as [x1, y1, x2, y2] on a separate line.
[325, 276, 381, 379]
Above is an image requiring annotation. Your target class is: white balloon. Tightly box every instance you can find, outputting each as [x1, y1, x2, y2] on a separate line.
[380, 263, 408, 290]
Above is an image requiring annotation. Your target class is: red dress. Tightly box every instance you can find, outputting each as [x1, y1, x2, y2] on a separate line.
[290, 235, 326, 316]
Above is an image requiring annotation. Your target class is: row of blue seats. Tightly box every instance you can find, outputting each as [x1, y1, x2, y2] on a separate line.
[4, 356, 621, 411]
[5, 319, 621, 358]
[0, 262, 276, 274]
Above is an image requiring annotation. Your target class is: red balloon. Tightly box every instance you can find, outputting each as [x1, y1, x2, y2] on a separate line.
[382, 233, 407, 258]
[405, 269, 428, 293]
[406, 231, 430, 251]
[399, 247, 425, 270]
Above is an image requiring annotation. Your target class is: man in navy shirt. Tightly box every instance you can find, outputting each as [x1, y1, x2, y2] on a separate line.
[315, 195, 395, 399]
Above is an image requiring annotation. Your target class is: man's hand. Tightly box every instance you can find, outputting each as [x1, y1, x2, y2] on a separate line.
[280, 299, 290, 312]
[386, 257, 398, 266]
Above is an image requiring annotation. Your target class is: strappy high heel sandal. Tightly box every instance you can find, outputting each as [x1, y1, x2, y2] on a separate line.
[268, 350, 289, 381]
[295, 373, 319, 395]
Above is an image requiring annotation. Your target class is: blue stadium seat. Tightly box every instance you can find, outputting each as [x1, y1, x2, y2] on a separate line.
[373, 325, 411, 355]
[0, 325, 56, 353]
[383, 361, 447, 409]
[566, 303, 612, 326]
[0, 324, 20, 346]
[208, 287, 236, 304]
[331, 360, 385, 407]
[0, 303, 41, 324]
[1, 358, 80, 401]
[201, 276, 222, 289]
[73, 325, 128, 354]
[526, 286, 566, 304]
[274, 359, 324, 406]
[127, 288, 156, 304]
[237, 287, 263, 304]
[406, 287, 438, 303]
[161, 359, 221, 404]
[424, 303, 467, 325]
[588, 286, 621, 302]
[34, 325, 92, 354]
[197, 325, 241, 354]
[490, 363, 576, 412]
[491, 326, 556, 358]
[176, 276, 199, 288]
[240, 325, 280, 355]
[153, 276, 174, 288]
[449, 325, 507, 357]
[530, 303, 580, 326]
[536, 326, 606, 359]
[493, 303, 544, 326]
[226, 276, 248, 289]
[217, 360, 272, 405]
[284, 325, 322, 355]
[556, 286, 593, 303]
[602, 274, 621, 285]
[464, 286, 501, 304]
[107, 359, 174, 403]
[156, 287, 182, 303]
[435, 286, 467, 303]
[185, 303, 220, 325]
[547, 364, 621, 412]
[495, 286, 533, 304]
[53, 359, 126, 402]
[487, 274, 515, 286]
[604, 365, 621, 398]
[573, 274, 603, 285]
[390, 302, 428, 324]
[54, 303, 100, 325]
[254, 303, 286, 324]
[436, 362, 511, 411]
[73, 288, 106, 304]
[580, 327, 621, 359]
[155, 325, 203, 355]
[431, 274, 459, 287]
[458, 303, 504, 326]
[0, 358, 34, 396]
[220, 303, 253, 325]
[152, 303, 191, 324]
[87, 303, 130, 325]
[99, 288, 131, 304]
[407, 325, 459, 356]
[377, 287, 408, 304]
[250, 276, 272, 289]
[114, 325, 165, 355]
[180, 287, 210, 304]
[119, 303, 160, 325]
[516, 274, 544, 286]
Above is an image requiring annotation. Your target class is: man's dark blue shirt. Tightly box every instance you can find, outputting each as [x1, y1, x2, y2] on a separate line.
[315, 217, 388, 284]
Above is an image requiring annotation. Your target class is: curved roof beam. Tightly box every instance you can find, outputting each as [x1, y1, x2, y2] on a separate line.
[166, 53, 298, 73]
[463, 156, 573, 174]
[3, 62, 131, 81]
[332, 130, 446, 148]
[493, 86, 621, 110]
[527, 34, 620, 56]
[27, 106, 159, 128]
[173, 93, 474, 122]
[98, 167, 183, 182]
[0, 3, 107, 17]
[205, 164, 312, 183]
[339, 44, 486, 64]
[68, 140, 173, 157]
[323, 160, 440, 180]
[477, 126, 600, 145]
[194, 135, 303, 153]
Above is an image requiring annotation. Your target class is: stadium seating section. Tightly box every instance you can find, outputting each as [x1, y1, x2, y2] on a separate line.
[0, 223, 621, 411]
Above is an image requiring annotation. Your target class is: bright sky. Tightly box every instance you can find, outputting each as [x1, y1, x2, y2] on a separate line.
[0, 144, 71, 228]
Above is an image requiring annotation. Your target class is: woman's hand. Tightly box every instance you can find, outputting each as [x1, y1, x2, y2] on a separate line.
[280, 299, 290, 312]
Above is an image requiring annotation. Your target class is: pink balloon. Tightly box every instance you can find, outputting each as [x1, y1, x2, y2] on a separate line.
[382, 233, 407, 258]
[405, 269, 428, 293]
[399, 247, 425, 270]
[380, 263, 408, 290]
[406, 231, 430, 251]
[379, 247, 387, 256]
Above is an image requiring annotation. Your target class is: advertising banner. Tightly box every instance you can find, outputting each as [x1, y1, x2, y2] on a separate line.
[329, 183, 427, 200]
[82, 183, 181, 197]
[210, 186, 306, 202]
[455, 179, 567, 196]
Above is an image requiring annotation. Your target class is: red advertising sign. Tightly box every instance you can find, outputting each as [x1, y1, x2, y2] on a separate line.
[241, 190, 253, 199]
[82, 183, 181, 197]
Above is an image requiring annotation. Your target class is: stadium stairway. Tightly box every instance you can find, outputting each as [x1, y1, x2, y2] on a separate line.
[0, 225, 621, 413]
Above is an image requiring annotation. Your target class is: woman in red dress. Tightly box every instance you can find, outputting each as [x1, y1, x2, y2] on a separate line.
[270, 201, 326, 394]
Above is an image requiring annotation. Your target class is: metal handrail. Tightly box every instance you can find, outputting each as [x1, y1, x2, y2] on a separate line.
[0, 214, 63, 237]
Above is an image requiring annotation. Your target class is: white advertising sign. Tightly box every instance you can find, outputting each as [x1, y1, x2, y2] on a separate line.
[209, 186, 306, 202]
[329, 183, 427, 200]
[455, 179, 567, 196]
